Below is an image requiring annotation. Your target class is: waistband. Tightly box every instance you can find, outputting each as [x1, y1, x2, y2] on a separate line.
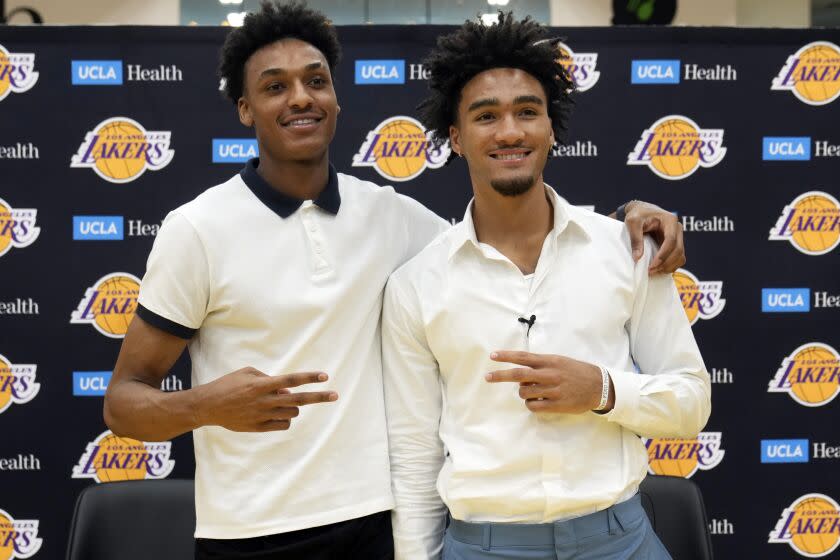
[448, 494, 645, 547]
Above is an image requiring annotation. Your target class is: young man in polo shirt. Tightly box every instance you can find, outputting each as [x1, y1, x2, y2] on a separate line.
[104, 3, 690, 559]
[382, 14, 711, 560]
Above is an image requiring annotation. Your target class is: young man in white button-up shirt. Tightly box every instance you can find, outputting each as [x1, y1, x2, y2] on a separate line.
[103, 3, 694, 559]
[382, 13, 712, 560]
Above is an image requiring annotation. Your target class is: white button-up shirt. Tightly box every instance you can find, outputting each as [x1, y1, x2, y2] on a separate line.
[381, 186, 711, 559]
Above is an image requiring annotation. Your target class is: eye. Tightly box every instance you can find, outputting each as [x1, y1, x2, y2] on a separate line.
[266, 81, 284, 91]
[519, 108, 539, 117]
[309, 76, 327, 87]
[476, 112, 495, 122]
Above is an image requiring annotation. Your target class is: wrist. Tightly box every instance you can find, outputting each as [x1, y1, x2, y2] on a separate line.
[592, 367, 615, 414]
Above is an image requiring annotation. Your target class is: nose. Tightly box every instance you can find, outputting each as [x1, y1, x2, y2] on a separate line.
[287, 79, 314, 110]
[494, 113, 525, 146]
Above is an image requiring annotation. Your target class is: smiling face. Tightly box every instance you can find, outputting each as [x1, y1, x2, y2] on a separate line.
[449, 68, 554, 197]
[237, 38, 339, 164]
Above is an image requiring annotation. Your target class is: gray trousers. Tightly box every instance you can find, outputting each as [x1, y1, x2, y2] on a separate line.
[443, 495, 672, 560]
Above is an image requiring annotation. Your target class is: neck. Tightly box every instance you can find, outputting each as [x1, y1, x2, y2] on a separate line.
[471, 176, 553, 274]
[256, 151, 330, 200]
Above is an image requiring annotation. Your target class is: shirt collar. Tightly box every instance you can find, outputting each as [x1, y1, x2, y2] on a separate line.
[447, 184, 590, 261]
[240, 158, 341, 218]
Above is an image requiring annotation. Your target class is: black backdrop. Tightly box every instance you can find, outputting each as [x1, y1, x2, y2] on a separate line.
[1, 24, 839, 559]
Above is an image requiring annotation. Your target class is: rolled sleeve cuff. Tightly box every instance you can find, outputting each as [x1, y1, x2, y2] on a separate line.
[135, 303, 197, 340]
[603, 369, 643, 425]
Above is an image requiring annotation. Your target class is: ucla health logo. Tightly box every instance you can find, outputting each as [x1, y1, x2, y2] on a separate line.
[0, 197, 39, 258]
[70, 117, 174, 183]
[212, 138, 258, 163]
[352, 116, 449, 182]
[769, 343, 840, 407]
[631, 60, 680, 84]
[644, 432, 725, 478]
[73, 216, 124, 240]
[72, 430, 174, 483]
[772, 41, 840, 106]
[761, 439, 809, 463]
[0, 508, 42, 559]
[0, 354, 38, 415]
[627, 115, 726, 180]
[762, 288, 810, 312]
[354, 60, 405, 85]
[769, 494, 840, 557]
[673, 268, 725, 325]
[556, 42, 600, 92]
[71, 60, 123, 85]
[0, 44, 39, 102]
[73, 371, 112, 396]
[763, 137, 811, 161]
[769, 191, 840, 255]
[70, 272, 140, 338]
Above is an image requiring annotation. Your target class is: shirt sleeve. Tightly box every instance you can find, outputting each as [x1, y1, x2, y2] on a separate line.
[603, 237, 712, 438]
[395, 193, 450, 266]
[136, 211, 210, 339]
[382, 272, 447, 560]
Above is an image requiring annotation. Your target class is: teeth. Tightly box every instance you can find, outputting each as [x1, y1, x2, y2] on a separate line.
[287, 118, 316, 126]
[495, 153, 526, 160]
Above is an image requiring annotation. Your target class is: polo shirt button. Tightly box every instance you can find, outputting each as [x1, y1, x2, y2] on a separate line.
[308, 224, 317, 232]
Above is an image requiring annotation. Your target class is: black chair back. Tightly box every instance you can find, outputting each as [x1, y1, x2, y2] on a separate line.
[639, 475, 714, 560]
[66, 479, 195, 560]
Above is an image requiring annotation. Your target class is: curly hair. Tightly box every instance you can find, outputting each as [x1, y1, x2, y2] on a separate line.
[218, 1, 342, 103]
[417, 12, 574, 163]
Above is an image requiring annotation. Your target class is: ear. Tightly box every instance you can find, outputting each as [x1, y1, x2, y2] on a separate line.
[336, 104, 341, 115]
[238, 97, 254, 128]
[449, 125, 462, 157]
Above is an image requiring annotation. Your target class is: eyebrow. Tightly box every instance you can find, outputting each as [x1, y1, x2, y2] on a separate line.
[258, 62, 324, 79]
[466, 94, 545, 113]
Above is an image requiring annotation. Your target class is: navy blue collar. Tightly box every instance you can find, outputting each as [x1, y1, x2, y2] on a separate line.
[240, 158, 341, 218]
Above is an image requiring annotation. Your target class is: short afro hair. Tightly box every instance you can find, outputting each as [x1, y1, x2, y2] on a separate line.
[218, 1, 342, 104]
[418, 12, 574, 163]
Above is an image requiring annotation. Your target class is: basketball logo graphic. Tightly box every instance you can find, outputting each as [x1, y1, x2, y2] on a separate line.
[70, 117, 174, 183]
[769, 191, 840, 255]
[673, 268, 726, 325]
[772, 41, 840, 106]
[0, 509, 42, 560]
[769, 494, 840, 557]
[627, 115, 726, 180]
[352, 116, 449, 182]
[769, 343, 840, 407]
[0, 354, 39, 415]
[644, 432, 724, 478]
[555, 41, 600, 92]
[72, 430, 174, 483]
[0, 197, 40, 258]
[0, 44, 38, 102]
[70, 272, 141, 338]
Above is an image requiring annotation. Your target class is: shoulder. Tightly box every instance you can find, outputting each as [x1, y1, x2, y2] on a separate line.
[169, 174, 250, 232]
[337, 173, 440, 218]
[387, 226, 455, 289]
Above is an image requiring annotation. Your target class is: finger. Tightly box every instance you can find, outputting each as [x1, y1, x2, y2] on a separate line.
[485, 367, 541, 384]
[524, 398, 556, 412]
[651, 248, 686, 276]
[518, 384, 552, 400]
[257, 419, 291, 432]
[266, 372, 329, 390]
[489, 351, 548, 368]
[625, 216, 645, 262]
[262, 406, 300, 421]
[277, 390, 338, 406]
[649, 226, 677, 271]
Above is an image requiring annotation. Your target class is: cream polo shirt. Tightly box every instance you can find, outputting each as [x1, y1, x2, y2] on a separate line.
[382, 186, 711, 559]
[136, 159, 448, 539]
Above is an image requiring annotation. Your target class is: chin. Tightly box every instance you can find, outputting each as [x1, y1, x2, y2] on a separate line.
[489, 174, 536, 197]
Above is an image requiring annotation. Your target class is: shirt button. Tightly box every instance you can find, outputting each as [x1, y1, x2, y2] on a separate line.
[314, 245, 322, 254]
[308, 224, 317, 232]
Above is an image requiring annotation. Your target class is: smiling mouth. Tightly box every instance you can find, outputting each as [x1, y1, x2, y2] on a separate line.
[490, 150, 532, 161]
[281, 116, 323, 128]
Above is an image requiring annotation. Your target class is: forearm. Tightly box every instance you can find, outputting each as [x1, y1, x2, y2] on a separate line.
[104, 378, 205, 442]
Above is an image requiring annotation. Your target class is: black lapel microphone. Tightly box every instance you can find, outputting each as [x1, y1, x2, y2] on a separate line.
[518, 314, 537, 336]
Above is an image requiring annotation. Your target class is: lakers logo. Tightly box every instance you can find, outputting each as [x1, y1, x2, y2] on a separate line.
[627, 115, 726, 180]
[70, 273, 140, 338]
[72, 430, 174, 483]
[70, 117, 174, 183]
[769, 343, 840, 407]
[352, 116, 449, 182]
[769, 494, 840, 557]
[772, 41, 840, 106]
[556, 42, 600, 92]
[673, 268, 725, 325]
[0, 354, 39, 415]
[0, 44, 38, 102]
[769, 191, 840, 255]
[644, 432, 724, 478]
[0, 509, 42, 560]
[0, 198, 39, 258]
